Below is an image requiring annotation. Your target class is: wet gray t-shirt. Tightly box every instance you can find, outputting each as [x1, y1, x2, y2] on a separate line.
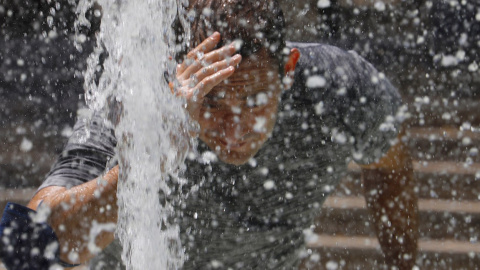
[39, 43, 402, 269]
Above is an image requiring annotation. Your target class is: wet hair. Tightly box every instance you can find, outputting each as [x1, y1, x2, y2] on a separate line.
[174, 0, 287, 70]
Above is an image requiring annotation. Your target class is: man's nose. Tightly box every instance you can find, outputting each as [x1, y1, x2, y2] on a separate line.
[222, 113, 252, 141]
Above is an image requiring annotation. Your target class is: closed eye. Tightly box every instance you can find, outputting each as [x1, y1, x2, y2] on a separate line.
[203, 98, 220, 109]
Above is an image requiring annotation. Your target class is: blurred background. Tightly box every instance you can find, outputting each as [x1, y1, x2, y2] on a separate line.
[1, 0, 479, 269]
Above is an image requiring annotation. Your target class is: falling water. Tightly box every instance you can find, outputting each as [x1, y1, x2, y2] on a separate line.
[76, 0, 192, 269]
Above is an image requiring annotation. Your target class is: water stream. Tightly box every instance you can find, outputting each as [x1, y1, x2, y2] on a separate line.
[76, 1, 191, 269]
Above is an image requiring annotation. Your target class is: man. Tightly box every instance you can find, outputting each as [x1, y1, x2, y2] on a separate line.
[1, 0, 417, 269]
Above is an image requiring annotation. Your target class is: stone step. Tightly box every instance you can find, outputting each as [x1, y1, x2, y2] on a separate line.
[407, 126, 480, 162]
[3, 236, 478, 270]
[308, 235, 480, 258]
[339, 161, 480, 201]
[318, 197, 480, 241]
[324, 196, 480, 215]
[406, 98, 480, 127]
[300, 235, 480, 270]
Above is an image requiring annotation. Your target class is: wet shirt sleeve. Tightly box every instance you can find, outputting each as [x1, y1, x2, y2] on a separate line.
[287, 42, 404, 165]
[37, 109, 118, 191]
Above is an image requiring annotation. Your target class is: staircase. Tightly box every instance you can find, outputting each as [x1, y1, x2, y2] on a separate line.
[305, 122, 480, 269]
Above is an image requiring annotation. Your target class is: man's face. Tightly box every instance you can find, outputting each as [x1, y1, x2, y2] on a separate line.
[197, 50, 283, 165]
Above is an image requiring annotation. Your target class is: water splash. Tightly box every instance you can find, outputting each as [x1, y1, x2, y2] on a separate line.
[76, 1, 192, 269]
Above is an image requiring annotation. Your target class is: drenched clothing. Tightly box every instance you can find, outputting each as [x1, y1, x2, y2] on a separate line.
[38, 43, 402, 269]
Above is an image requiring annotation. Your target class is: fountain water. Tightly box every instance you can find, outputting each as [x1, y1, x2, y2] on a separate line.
[76, 1, 192, 269]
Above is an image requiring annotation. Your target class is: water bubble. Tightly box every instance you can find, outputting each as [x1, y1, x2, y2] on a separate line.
[76, 34, 87, 43]
[306, 75, 326, 88]
[468, 62, 478, 72]
[210, 260, 223, 268]
[47, 16, 54, 28]
[248, 158, 257, 167]
[314, 101, 325, 115]
[259, 167, 269, 176]
[263, 180, 275, 190]
[462, 137, 472, 145]
[201, 151, 218, 164]
[68, 251, 79, 263]
[48, 30, 58, 39]
[20, 137, 33, 152]
[309, 253, 320, 262]
[254, 117, 267, 133]
[326, 260, 339, 270]
[231, 106, 241, 114]
[202, 8, 212, 16]
[16, 126, 26, 135]
[332, 131, 346, 144]
[374, 2, 386, 12]
[441, 55, 459, 67]
[256, 92, 268, 106]
[317, 0, 330, 8]
[336, 87, 346, 95]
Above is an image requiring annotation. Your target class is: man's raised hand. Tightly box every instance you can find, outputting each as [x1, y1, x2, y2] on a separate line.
[174, 32, 242, 122]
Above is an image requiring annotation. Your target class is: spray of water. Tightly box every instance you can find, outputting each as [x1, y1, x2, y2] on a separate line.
[76, 0, 192, 269]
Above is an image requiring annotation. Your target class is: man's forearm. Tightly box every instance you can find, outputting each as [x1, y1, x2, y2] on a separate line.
[361, 138, 419, 270]
[27, 165, 120, 264]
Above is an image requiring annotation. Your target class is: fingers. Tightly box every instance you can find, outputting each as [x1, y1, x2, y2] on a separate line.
[182, 54, 241, 99]
[198, 65, 236, 98]
[192, 54, 242, 84]
[177, 32, 221, 74]
[179, 42, 238, 81]
[185, 65, 236, 100]
[187, 32, 221, 59]
[175, 32, 242, 101]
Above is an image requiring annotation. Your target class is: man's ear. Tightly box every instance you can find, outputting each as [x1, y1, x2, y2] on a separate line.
[283, 48, 300, 90]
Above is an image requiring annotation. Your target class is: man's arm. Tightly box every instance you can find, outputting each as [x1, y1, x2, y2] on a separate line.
[27, 165, 119, 265]
[290, 42, 417, 268]
[22, 32, 239, 266]
[360, 132, 418, 270]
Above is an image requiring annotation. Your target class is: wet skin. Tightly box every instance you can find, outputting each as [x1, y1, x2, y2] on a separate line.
[176, 32, 299, 165]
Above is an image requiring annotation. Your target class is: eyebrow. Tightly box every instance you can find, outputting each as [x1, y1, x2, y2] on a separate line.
[207, 64, 281, 99]
[208, 85, 271, 100]
[241, 88, 269, 98]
